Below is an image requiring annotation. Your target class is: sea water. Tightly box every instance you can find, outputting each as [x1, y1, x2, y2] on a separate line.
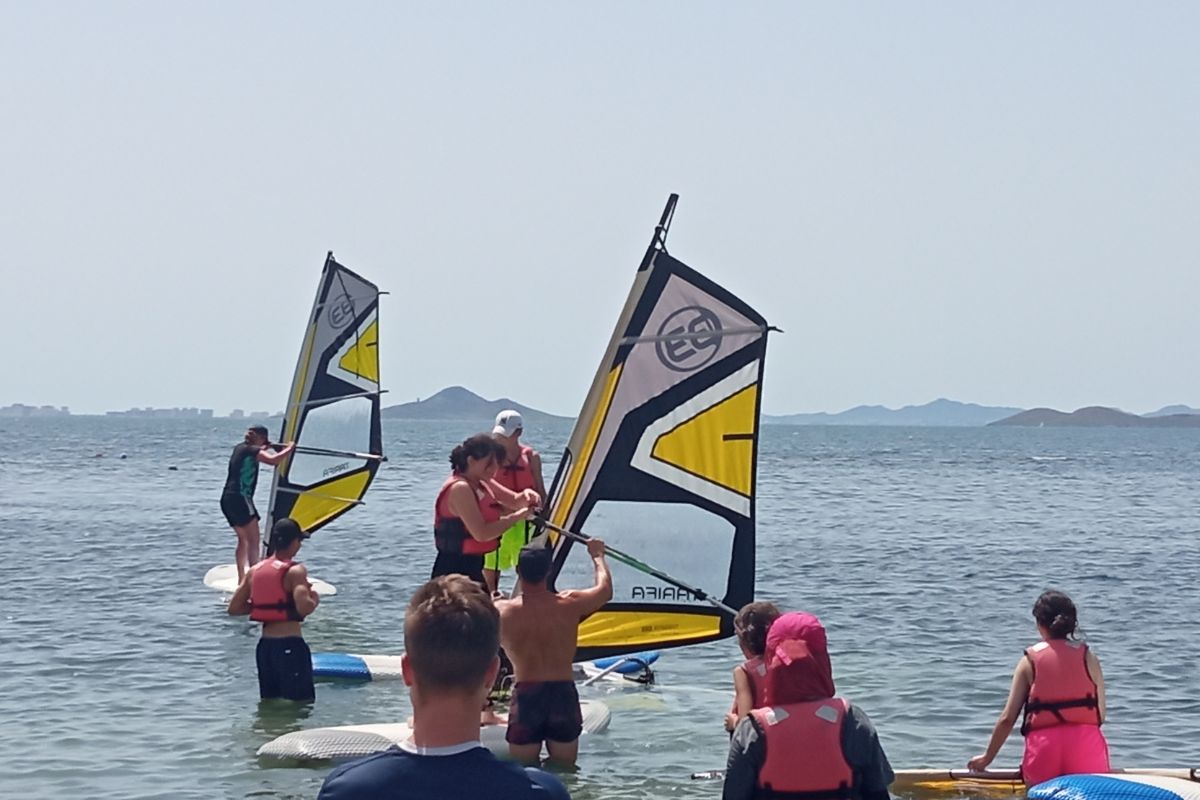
[1, 417, 1198, 799]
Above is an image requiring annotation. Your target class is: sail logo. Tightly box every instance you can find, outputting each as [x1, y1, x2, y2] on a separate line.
[327, 293, 356, 329]
[655, 306, 722, 372]
[631, 585, 700, 602]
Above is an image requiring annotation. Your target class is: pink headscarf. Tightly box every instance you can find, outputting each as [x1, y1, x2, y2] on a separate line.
[762, 612, 836, 705]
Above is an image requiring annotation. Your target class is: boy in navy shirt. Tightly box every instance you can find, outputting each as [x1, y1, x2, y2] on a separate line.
[317, 575, 570, 800]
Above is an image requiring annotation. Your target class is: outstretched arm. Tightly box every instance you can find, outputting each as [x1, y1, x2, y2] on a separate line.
[487, 479, 534, 512]
[257, 442, 295, 467]
[968, 657, 1032, 771]
[1087, 648, 1106, 723]
[564, 539, 613, 618]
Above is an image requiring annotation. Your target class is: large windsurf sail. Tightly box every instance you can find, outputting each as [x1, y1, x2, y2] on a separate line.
[545, 195, 771, 661]
[266, 252, 384, 545]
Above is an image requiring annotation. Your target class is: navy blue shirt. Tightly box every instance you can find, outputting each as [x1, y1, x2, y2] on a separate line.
[318, 743, 571, 800]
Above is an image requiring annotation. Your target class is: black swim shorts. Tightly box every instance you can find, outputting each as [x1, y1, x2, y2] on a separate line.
[220, 493, 259, 527]
[505, 680, 583, 745]
[430, 551, 486, 586]
[256, 636, 314, 702]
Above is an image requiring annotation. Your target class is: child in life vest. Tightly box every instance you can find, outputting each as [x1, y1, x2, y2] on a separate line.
[724, 602, 781, 732]
[722, 612, 894, 800]
[967, 590, 1109, 785]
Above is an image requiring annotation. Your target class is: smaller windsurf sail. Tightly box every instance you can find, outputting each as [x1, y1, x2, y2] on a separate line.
[544, 195, 772, 662]
[266, 253, 384, 544]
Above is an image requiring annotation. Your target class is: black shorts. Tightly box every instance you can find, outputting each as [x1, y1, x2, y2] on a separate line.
[430, 551, 485, 586]
[506, 680, 583, 745]
[256, 636, 314, 701]
[220, 494, 259, 528]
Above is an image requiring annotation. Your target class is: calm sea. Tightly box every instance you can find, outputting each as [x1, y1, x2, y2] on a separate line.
[2, 417, 1198, 799]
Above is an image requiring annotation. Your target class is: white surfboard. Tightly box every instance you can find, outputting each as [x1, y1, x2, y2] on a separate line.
[203, 563, 338, 596]
[257, 699, 611, 761]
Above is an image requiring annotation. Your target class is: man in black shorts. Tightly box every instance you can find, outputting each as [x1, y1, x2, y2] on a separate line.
[496, 540, 612, 766]
[317, 575, 570, 799]
[219, 425, 294, 582]
[227, 518, 320, 702]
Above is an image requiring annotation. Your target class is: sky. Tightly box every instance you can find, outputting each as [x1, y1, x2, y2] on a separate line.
[2, 3, 1197, 416]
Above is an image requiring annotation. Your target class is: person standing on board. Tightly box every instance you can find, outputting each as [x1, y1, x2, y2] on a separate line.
[432, 434, 537, 586]
[495, 540, 612, 766]
[316, 575, 571, 800]
[220, 425, 295, 582]
[484, 410, 547, 596]
[227, 518, 320, 702]
[724, 601, 781, 732]
[967, 590, 1109, 785]
[723, 612, 894, 800]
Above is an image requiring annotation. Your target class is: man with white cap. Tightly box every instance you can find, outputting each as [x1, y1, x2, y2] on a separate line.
[484, 410, 546, 596]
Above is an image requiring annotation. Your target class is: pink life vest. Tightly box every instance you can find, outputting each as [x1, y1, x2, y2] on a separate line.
[249, 558, 301, 623]
[750, 698, 855, 799]
[433, 474, 501, 555]
[1022, 639, 1101, 734]
[738, 655, 768, 709]
[493, 444, 537, 495]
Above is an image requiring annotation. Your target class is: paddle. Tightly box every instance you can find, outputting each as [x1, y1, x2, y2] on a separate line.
[534, 516, 737, 616]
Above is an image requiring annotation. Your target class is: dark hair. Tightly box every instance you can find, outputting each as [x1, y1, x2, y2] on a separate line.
[735, 601, 782, 657]
[266, 517, 306, 555]
[516, 544, 552, 584]
[449, 434, 503, 473]
[249, 424, 269, 438]
[1033, 590, 1078, 640]
[405, 575, 499, 691]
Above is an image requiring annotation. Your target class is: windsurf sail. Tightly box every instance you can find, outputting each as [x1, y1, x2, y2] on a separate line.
[266, 252, 384, 545]
[545, 195, 772, 661]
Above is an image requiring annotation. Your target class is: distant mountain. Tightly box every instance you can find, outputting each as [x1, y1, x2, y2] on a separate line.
[990, 406, 1200, 428]
[765, 398, 1023, 427]
[1144, 404, 1200, 418]
[381, 386, 568, 425]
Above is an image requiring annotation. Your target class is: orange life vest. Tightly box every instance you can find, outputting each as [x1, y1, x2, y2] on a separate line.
[750, 698, 855, 799]
[742, 656, 768, 707]
[493, 444, 537, 495]
[1022, 639, 1101, 734]
[249, 558, 301, 623]
[433, 474, 502, 555]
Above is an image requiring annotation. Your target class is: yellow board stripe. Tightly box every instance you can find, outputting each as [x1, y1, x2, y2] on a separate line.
[288, 471, 372, 533]
[577, 609, 721, 648]
[550, 364, 623, 529]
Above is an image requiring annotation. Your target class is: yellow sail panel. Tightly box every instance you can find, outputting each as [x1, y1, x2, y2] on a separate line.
[337, 318, 379, 383]
[284, 323, 318, 446]
[550, 364, 623, 529]
[650, 383, 757, 497]
[578, 610, 722, 649]
[287, 471, 372, 532]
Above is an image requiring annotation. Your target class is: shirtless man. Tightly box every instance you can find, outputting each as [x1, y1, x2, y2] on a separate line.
[496, 540, 612, 766]
[220, 425, 295, 581]
[227, 518, 320, 702]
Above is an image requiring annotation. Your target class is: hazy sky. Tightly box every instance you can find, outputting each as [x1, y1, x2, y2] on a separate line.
[3, 3, 1197, 416]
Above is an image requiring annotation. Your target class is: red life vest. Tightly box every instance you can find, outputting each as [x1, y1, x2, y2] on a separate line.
[249, 558, 301, 623]
[750, 698, 855, 799]
[493, 445, 537, 495]
[433, 474, 502, 555]
[1022, 639, 1101, 734]
[741, 656, 768, 707]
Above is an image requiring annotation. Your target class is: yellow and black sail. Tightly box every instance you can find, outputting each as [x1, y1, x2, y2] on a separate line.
[546, 196, 771, 661]
[267, 253, 384, 543]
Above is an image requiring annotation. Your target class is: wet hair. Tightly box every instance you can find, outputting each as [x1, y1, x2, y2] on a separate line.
[735, 601, 782, 657]
[449, 434, 503, 473]
[516, 544, 553, 584]
[405, 575, 499, 691]
[248, 424, 269, 439]
[1033, 590, 1079, 640]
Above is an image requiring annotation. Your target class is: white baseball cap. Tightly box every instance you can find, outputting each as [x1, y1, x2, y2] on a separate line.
[493, 410, 524, 438]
